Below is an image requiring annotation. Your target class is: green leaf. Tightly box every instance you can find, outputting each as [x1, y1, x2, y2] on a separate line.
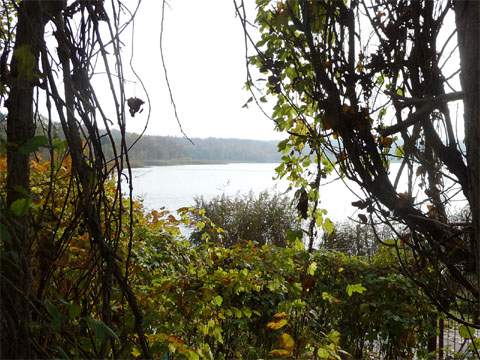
[0, 224, 11, 242]
[242, 307, 252, 318]
[395, 146, 404, 157]
[14, 44, 36, 81]
[212, 295, 223, 306]
[322, 218, 334, 235]
[52, 138, 67, 151]
[346, 283, 367, 297]
[459, 325, 475, 339]
[46, 301, 63, 332]
[196, 221, 205, 231]
[55, 346, 70, 360]
[233, 307, 243, 318]
[10, 198, 31, 216]
[327, 330, 341, 345]
[85, 317, 119, 341]
[131, 347, 141, 358]
[18, 135, 48, 155]
[375, 74, 384, 85]
[317, 348, 330, 358]
[278, 139, 289, 152]
[307, 261, 317, 275]
[378, 107, 387, 120]
[286, 229, 302, 242]
[67, 303, 81, 319]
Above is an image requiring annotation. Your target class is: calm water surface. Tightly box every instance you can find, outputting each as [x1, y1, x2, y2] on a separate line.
[130, 162, 465, 222]
[132, 163, 368, 221]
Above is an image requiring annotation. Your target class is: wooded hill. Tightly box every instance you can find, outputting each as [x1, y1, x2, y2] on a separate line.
[0, 119, 281, 166]
[106, 130, 281, 166]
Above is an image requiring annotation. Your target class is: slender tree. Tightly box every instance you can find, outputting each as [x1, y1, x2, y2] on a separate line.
[2, 1, 48, 356]
[1, 1, 151, 358]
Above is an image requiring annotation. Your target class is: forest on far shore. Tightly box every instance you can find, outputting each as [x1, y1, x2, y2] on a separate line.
[0, 121, 281, 166]
[113, 131, 281, 166]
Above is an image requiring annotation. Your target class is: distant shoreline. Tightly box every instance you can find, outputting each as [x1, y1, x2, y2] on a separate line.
[130, 159, 278, 168]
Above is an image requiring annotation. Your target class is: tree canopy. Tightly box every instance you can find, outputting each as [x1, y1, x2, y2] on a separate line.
[235, 0, 479, 326]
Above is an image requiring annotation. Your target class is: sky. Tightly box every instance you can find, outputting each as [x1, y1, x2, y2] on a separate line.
[119, 0, 281, 140]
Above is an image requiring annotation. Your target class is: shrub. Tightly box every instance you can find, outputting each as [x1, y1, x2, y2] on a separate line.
[135, 212, 437, 359]
[191, 191, 301, 247]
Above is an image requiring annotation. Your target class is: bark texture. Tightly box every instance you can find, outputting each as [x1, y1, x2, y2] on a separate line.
[455, 0, 480, 313]
[1, 1, 45, 358]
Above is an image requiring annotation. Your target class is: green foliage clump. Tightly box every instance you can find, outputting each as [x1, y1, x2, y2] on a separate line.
[133, 209, 437, 359]
[0, 155, 441, 359]
[191, 191, 301, 247]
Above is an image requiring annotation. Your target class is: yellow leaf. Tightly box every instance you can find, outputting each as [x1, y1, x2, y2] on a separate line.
[279, 333, 295, 351]
[267, 318, 288, 330]
[167, 335, 184, 347]
[131, 347, 141, 358]
[379, 136, 393, 148]
[273, 312, 288, 320]
[270, 349, 292, 357]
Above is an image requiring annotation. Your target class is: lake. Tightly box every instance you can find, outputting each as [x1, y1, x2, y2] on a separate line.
[130, 162, 389, 222]
[130, 162, 466, 222]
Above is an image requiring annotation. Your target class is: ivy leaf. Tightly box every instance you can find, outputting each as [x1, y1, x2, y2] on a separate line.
[18, 135, 48, 155]
[10, 198, 31, 216]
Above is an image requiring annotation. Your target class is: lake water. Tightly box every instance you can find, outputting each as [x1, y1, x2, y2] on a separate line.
[131, 163, 381, 222]
[130, 162, 466, 222]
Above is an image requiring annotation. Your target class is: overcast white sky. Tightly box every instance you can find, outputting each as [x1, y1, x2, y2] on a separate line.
[119, 0, 280, 140]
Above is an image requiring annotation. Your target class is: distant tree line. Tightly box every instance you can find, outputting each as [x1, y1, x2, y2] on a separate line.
[113, 131, 281, 166]
[0, 122, 281, 166]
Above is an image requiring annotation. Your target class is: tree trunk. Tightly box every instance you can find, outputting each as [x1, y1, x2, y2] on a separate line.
[455, 0, 480, 321]
[1, 1, 45, 358]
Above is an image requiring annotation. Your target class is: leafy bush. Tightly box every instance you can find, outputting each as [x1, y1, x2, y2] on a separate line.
[134, 210, 437, 359]
[0, 155, 440, 359]
[191, 191, 301, 247]
[322, 221, 387, 257]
